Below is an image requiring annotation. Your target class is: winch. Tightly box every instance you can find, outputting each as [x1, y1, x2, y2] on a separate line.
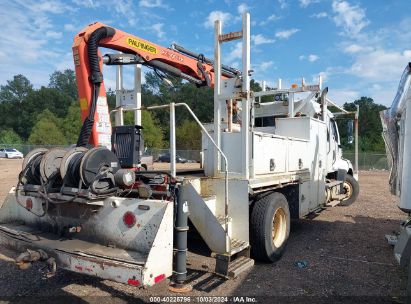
[18, 146, 135, 202]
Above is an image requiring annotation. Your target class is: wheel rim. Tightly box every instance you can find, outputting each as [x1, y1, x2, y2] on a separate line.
[272, 207, 287, 248]
[342, 181, 353, 201]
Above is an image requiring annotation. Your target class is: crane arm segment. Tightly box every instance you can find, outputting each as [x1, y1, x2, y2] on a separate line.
[71, 22, 237, 147]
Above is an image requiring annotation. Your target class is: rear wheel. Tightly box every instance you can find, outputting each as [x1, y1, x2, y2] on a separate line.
[5, 154, 8, 159]
[250, 192, 290, 262]
[339, 174, 359, 206]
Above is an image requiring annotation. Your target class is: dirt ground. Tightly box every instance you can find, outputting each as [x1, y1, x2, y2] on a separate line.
[0, 158, 407, 303]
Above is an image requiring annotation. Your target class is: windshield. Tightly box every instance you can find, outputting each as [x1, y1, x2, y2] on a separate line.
[5, 149, 16, 152]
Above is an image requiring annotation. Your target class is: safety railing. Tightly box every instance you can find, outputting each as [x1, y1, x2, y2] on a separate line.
[146, 102, 232, 234]
[111, 103, 230, 235]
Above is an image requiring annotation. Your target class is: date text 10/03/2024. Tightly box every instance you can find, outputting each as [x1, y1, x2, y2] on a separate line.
[149, 296, 257, 303]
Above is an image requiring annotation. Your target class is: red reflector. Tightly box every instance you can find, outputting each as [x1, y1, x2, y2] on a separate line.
[26, 198, 33, 210]
[127, 278, 140, 286]
[75, 265, 83, 271]
[154, 274, 165, 283]
[123, 211, 136, 228]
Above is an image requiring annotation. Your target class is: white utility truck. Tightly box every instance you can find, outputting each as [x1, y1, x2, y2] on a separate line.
[0, 13, 359, 288]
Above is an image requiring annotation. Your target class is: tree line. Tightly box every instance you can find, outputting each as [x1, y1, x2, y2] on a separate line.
[0, 69, 387, 152]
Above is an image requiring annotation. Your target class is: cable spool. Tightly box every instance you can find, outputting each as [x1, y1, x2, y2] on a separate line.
[60, 147, 88, 187]
[39, 148, 67, 185]
[22, 148, 48, 185]
[61, 147, 120, 193]
[80, 147, 120, 187]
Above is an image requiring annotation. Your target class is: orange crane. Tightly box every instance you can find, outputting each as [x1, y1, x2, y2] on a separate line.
[72, 22, 239, 147]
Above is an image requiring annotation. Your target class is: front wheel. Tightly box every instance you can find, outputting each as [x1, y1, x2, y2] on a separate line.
[339, 174, 360, 206]
[250, 192, 290, 262]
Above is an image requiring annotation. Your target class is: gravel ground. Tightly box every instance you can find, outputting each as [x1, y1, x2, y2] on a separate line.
[0, 159, 407, 303]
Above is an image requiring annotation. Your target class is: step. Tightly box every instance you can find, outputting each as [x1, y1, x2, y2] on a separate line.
[228, 256, 254, 278]
[215, 215, 232, 237]
[326, 180, 343, 188]
[215, 215, 226, 225]
[230, 238, 248, 255]
[202, 195, 217, 214]
[214, 251, 254, 278]
[182, 182, 228, 253]
[326, 200, 341, 207]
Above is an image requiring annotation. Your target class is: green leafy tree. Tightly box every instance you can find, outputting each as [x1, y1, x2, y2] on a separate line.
[0, 75, 33, 140]
[17, 87, 73, 139]
[60, 102, 82, 144]
[106, 89, 116, 110]
[338, 97, 387, 152]
[0, 74, 33, 103]
[142, 71, 214, 141]
[123, 110, 164, 148]
[28, 110, 67, 145]
[176, 120, 201, 150]
[49, 69, 78, 100]
[0, 129, 23, 144]
[250, 79, 271, 102]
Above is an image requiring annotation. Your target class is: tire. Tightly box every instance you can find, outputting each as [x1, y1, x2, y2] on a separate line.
[5, 154, 8, 159]
[339, 174, 360, 206]
[250, 192, 291, 262]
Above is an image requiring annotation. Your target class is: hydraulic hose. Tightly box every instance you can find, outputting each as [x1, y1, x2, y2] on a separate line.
[76, 26, 115, 147]
[87, 26, 116, 84]
[65, 152, 86, 187]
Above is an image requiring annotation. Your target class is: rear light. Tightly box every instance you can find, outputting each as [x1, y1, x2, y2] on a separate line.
[154, 273, 165, 283]
[26, 198, 33, 210]
[127, 278, 140, 286]
[123, 211, 136, 228]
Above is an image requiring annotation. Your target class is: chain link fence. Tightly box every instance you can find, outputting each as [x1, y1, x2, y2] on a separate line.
[145, 149, 201, 162]
[0, 144, 202, 162]
[0, 144, 389, 170]
[343, 152, 389, 170]
[0, 144, 69, 156]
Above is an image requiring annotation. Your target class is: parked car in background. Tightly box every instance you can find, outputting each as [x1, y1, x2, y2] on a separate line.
[140, 154, 154, 170]
[0, 148, 23, 159]
[157, 152, 188, 163]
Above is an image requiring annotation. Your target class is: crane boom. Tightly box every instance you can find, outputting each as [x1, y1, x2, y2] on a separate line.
[71, 22, 238, 147]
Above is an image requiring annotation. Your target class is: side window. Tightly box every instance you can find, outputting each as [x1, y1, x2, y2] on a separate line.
[255, 116, 275, 127]
[255, 115, 287, 128]
[262, 116, 275, 127]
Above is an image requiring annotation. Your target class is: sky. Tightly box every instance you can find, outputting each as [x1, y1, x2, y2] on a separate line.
[0, 0, 410, 106]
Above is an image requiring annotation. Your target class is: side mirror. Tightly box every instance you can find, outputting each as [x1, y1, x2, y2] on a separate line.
[347, 120, 354, 144]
